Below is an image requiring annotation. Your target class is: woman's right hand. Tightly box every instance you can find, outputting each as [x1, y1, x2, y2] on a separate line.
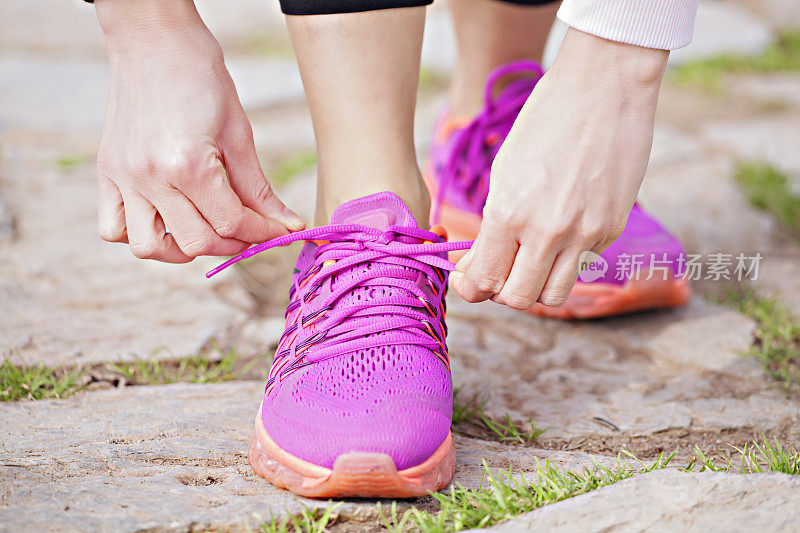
[95, 0, 304, 263]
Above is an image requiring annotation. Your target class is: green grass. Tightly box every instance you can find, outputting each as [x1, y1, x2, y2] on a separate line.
[270, 151, 318, 185]
[0, 357, 85, 401]
[673, 30, 800, 91]
[56, 155, 88, 170]
[110, 347, 262, 386]
[375, 439, 800, 532]
[479, 413, 548, 444]
[1, 346, 267, 402]
[452, 387, 548, 444]
[451, 387, 486, 426]
[252, 502, 340, 533]
[382, 452, 675, 532]
[684, 437, 800, 475]
[418, 66, 448, 91]
[735, 162, 800, 238]
[721, 287, 800, 396]
[739, 436, 800, 475]
[240, 34, 295, 58]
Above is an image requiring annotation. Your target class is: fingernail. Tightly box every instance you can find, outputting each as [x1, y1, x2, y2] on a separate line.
[455, 250, 473, 271]
[283, 207, 305, 230]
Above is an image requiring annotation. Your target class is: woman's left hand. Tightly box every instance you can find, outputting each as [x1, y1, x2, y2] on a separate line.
[450, 28, 669, 310]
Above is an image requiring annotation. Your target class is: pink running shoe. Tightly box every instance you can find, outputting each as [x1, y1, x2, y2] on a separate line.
[424, 60, 691, 319]
[208, 192, 471, 498]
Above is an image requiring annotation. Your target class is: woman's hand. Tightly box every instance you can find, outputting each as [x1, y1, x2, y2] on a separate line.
[450, 28, 669, 309]
[95, 0, 304, 263]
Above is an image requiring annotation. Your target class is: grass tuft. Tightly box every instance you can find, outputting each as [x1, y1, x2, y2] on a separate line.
[452, 387, 548, 444]
[418, 66, 448, 91]
[0, 357, 85, 401]
[377, 439, 800, 532]
[251, 502, 339, 533]
[735, 162, 800, 238]
[110, 347, 261, 386]
[683, 445, 732, 472]
[479, 413, 548, 444]
[738, 436, 800, 475]
[270, 151, 318, 185]
[451, 387, 486, 426]
[673, 30, 800, 91]
[720, 287, 800, 396]
[384, 452, 675, 532]
[683, 436, 800, 475]
[1, 345, 269, 402]
[56, 155, 88, 170]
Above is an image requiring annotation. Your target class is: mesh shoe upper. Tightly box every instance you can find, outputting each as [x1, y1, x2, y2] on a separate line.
[209, 192, 471, 470]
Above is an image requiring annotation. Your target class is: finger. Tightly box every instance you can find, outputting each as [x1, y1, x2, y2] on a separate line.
[449, 227, 518, 303]
[492, 245, 557, 310]
[98, 177, 128, 243]
[538, 247, 583, 307]
[454, 246, 476, 272]
[176, 158, 289, 243]
[220, 121, 305, 231]
[123, 193, 193, 263]
[149, 189, 251, 258]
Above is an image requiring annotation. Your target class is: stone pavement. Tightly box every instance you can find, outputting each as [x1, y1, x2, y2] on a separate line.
[2, 0, 800, 531]
[484, 470, 800, 532]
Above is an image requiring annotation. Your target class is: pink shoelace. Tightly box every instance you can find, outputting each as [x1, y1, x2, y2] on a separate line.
[431, 60, 543, 224]
[207, 224, 473, 387]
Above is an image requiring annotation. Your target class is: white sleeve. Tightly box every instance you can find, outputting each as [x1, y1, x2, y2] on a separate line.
[557, 0, 700, 50]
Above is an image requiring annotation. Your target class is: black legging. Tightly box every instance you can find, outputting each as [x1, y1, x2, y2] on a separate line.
[281, 0, 558, 16]
[81, 0, 558, 14]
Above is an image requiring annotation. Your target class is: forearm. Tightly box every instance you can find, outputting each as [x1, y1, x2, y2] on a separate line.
[94, 0, 219, 61]
[550, 27, 669, 107]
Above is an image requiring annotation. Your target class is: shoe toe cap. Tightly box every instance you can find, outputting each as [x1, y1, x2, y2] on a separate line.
[261, 347, 453, 470]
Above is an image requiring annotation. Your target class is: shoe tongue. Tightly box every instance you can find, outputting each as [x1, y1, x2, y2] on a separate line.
[326, 192, 427, 314]
[330, 192, 419, 230]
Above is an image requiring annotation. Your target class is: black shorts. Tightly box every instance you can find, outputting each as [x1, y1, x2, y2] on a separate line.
[281, 0, 559, 16]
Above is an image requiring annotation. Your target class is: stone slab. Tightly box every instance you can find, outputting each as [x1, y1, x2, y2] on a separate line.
[446, 295, 798, 447]
[702, 117, 800, 178]
[642, 122, 800, 315]
[0, 55, 304, 135]
[730, 74, 800, 110]
[484, 469, 800, 532]
[0, 381, 621, 532]
[0, 0, 287, 57]
[0, 138, 251, 366]
[670, 1, 774, 65]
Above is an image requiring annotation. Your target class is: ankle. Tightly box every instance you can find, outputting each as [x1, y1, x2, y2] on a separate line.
[315, 168, 431, 228]
[449, 74, 485, 118]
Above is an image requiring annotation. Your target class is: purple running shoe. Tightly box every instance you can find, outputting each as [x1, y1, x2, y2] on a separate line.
[423, 60, 691, 318]
[208, 192, 471, 497]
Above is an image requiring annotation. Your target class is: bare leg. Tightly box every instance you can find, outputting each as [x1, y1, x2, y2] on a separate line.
[448, 0, 559, 117]
[286, 8, 430, 226]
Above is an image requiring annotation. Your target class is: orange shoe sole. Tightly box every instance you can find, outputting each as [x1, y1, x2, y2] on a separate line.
[248, 407, 457, 498]
[423, 168, 691, 319]
[526, 276, 691, 319]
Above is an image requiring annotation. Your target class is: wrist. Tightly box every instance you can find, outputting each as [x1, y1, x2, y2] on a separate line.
[96, 0, 219, 60]
[555, 27, 669, 92]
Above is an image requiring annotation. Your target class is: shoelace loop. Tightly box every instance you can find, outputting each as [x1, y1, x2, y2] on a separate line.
[431, 60, 543, 224]
[207, 223, 473, 387]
